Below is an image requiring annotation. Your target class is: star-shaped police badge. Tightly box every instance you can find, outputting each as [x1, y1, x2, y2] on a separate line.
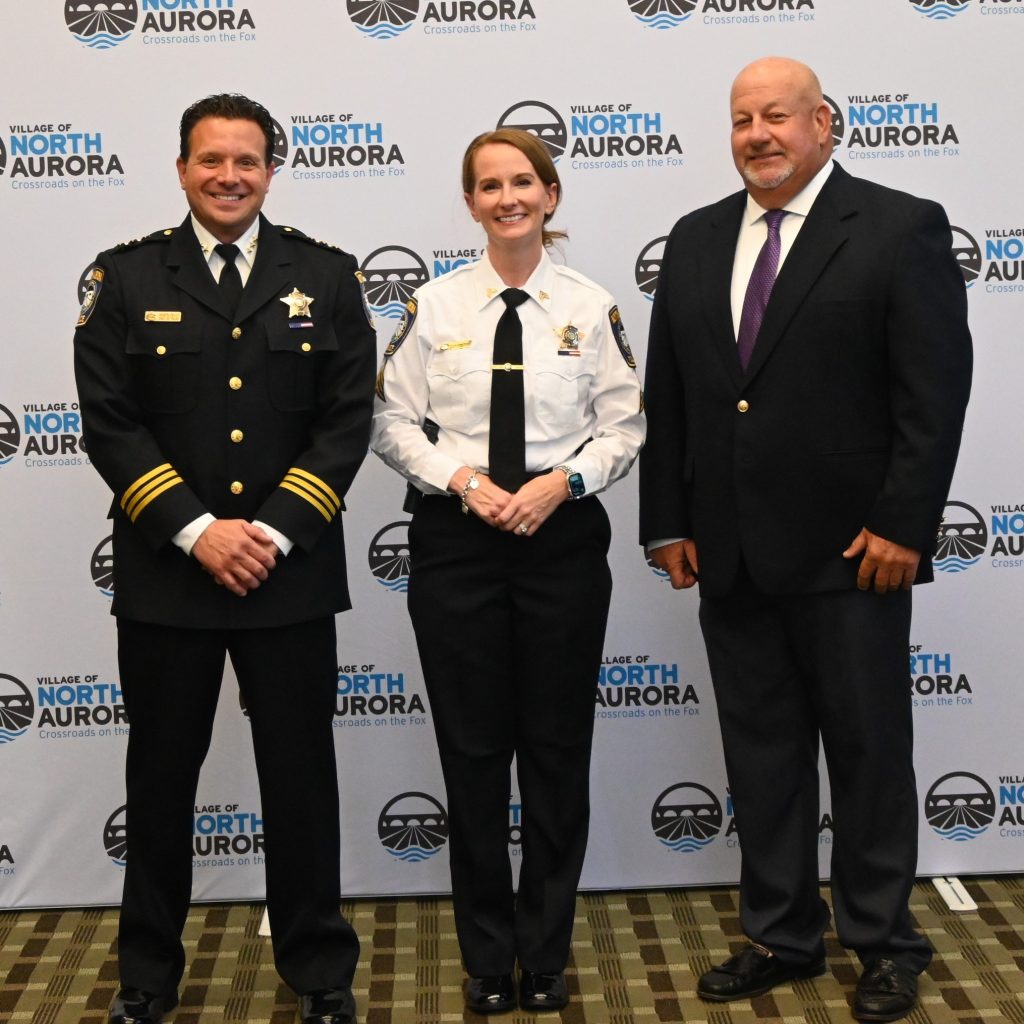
[280, 287, 314, 318]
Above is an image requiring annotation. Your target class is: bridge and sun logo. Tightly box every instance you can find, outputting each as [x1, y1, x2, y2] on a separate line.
[65, 1, 140, 49]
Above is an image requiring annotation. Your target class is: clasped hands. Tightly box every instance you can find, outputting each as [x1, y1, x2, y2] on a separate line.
[449, 468, 569, 538]
[650, 527, 921, 594]
[192, 519, 279, 597]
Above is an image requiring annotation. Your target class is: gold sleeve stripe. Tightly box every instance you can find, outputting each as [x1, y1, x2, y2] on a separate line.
[282, 474, 337, 518]
[121, 463, 175, 511]
[123, 470, 182, 520]
[280, 480, 332, 522]
[285, 467, 341, 511]
[127, 476, 183, 522]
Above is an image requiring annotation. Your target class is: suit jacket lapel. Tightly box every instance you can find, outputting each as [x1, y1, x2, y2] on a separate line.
[165, 214, 295, 324]
[166, 216, 227, 319]
[236, 214, 293, 325]
[699, 192, 746, 388]
[744, 165, 853, 380]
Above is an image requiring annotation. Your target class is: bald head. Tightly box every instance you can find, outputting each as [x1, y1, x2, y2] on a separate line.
[729, 56, 833, 208]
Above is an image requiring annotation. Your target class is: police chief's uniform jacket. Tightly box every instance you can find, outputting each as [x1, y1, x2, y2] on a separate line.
[74, 214, 377, 629]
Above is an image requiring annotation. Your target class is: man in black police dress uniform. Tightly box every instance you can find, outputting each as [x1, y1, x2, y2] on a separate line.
[74, 94, 376, 1024]
[640, 59, 972, 1022]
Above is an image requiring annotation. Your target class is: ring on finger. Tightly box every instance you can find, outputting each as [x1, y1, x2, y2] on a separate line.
[518, 522, 529, 535]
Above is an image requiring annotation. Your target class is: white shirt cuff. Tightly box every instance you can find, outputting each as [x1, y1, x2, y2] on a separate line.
[173, 514, 216, 556]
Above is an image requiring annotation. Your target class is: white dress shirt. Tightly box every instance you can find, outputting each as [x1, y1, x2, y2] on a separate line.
[371, 249, 645, 499]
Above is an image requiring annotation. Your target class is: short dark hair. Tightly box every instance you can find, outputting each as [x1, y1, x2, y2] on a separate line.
[179, 93, 276, 165]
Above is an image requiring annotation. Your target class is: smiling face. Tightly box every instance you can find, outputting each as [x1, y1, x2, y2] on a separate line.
[730, 57, 832, 208]
[464, 142, 558, 256]
[176, 116, 274, 243]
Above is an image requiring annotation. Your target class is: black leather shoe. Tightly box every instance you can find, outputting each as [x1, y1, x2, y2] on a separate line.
[697, 943, 825, 1001]
[852, 959, 918, 1022]
[519, 971, 569, 1012]
[465, 973, 516, 1014]
[108, 988, 179, 1024]
[298, 987, 356, 1024]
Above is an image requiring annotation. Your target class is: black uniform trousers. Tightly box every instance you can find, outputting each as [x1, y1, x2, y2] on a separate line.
[697, 566, 932, 974]
[407, 495, 612, 976]
[115, 615, 359, 997]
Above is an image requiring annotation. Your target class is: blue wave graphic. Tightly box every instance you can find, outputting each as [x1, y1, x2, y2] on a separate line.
[933, 556, 980, 574]
[658, 836, 714, 853]
[100, 587, 115, 599]
[378, 578, 410, 593]
[917, 3, 966, 19]
[371, 302, 408, 320]
[636, 13, 690, 29]
[355, 24, 411, 40]
[0, 729, 28, 744]
[643, 293, 655, 303]
[74, 32, 131, 50]
[0, 456, 14, 466]
[110, 857, 127, 868]
[934, 825, 988, 842]
[386, 846, 439, 863]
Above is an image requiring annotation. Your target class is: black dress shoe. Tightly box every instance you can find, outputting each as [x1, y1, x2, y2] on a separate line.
[108, 988, 179, 1024]
[465, 973, 516, 1014]
[298, 987, 356, 1024]
[852, 959, 918, 1022]
[697, 943, 826, 1001]
[519, 971, 569, 1012]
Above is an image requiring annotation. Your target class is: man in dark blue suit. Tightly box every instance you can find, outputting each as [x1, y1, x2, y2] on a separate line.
[640, 58, 972, 1022]
[75, 94, 376, 1024]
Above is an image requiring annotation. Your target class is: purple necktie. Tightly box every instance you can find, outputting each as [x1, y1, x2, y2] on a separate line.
[736, 209, 785, 371]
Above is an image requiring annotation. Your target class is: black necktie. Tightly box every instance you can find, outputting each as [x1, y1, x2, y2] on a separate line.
[488, 287, 530, 491]
[214, 242, 243, 318]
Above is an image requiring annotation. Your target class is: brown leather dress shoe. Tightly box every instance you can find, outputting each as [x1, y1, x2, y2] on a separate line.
[852, 959, 918, 1022]
[697, 943, 826, 1001]
[108, 988, 179, 1024]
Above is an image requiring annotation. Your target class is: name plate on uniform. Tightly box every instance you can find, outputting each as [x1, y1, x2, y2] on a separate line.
[144, 311, 182, 323]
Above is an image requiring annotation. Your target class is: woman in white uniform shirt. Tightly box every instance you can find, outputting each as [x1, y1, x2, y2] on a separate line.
[372, 129, 644, 1015]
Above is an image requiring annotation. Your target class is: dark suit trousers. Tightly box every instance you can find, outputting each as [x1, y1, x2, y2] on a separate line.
[407, 495, 611, 976]
[698, 572, 932, 974]
[115, 616, 359, 996]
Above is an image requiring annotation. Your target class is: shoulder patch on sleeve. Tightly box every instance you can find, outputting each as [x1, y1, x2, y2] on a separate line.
[355, 269, 375, 328]
[76, 266, 105, 327]
[375, 298, 418, 401]
[383, 298, 418, 358]
[608, 305, 636, 369]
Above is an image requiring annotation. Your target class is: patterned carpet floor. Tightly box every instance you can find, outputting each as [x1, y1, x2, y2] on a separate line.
[2, 877, 1022, 1023]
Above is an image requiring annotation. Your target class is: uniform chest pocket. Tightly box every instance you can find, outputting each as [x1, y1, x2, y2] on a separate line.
[425, 346, 492, 431]
[266, 321, 339, 412]
[125, 325, 201, 414]
[530, 349, 598, 430]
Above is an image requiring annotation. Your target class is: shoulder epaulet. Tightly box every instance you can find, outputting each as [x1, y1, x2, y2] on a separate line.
[550, 261, 609, 298]
[111, 228, 175, 253]
[278, 225, 346, 255]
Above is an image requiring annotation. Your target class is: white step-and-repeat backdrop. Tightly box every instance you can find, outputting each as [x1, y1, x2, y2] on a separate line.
[1, 0, 1021, 910]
